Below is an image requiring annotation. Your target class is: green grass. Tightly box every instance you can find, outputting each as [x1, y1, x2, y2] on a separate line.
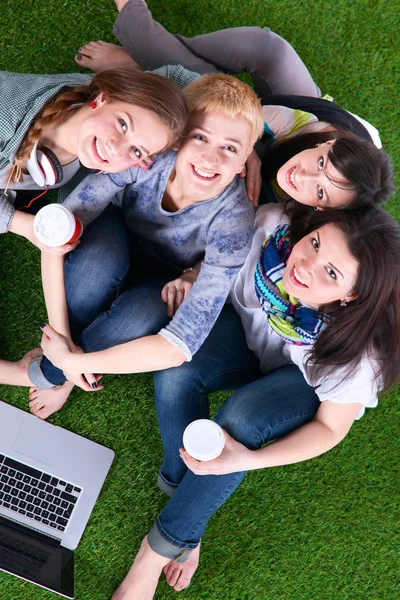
[1, 1, 399, 599]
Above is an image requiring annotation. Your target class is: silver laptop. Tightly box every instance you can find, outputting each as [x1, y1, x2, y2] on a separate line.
[0, 401, 114, 598]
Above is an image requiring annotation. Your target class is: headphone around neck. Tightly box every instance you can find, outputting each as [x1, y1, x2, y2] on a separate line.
[25, 141, 63, 187]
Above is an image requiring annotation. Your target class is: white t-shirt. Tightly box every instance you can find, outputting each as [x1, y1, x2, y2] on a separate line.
[229, 204, 380, 419]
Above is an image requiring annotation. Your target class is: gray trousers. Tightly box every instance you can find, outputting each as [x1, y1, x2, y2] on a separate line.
[113, 0, 321, 99]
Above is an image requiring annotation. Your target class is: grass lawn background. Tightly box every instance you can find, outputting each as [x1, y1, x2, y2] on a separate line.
[0, 1, 399, 598]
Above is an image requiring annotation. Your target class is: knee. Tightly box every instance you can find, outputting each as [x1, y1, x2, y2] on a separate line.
[215, 398, 261, 450]
[245, 27, 296, 73]
[153, 361, 206, 415]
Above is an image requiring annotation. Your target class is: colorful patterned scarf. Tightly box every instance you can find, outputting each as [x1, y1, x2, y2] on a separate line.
[254, 224, 324, 345]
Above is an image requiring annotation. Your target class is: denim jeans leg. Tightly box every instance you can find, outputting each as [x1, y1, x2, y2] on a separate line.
[31, 204, 130, 388]
[80, 277, 171, 353]
[153, 305, 260, 494]
[148, 364, 320, 560]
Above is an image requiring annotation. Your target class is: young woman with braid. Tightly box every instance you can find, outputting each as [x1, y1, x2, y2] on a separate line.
[0, 66, 188, 385]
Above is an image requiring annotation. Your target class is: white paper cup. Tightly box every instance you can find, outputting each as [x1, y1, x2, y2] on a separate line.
[183, 419, 225, 461]
[34, 204, 83, 247]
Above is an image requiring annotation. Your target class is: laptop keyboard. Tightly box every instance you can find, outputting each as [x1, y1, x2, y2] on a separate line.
[0, 454, 82, 535]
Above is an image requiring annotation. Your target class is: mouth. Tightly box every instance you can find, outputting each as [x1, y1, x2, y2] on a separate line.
[290, 266, 308, 288]
[286, 165, 297, 191]
[191, 164, 220, 181]
[93, 137, 109, 164]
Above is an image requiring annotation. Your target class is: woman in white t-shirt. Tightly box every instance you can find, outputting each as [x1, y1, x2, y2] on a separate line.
[40, 202, 400, 599]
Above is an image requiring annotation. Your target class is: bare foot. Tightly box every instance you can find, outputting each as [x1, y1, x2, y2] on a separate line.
[0, 348, 42, 386]
[163, 543, 200, 591]
[29, 380, 75, 420]
[112, 536, 169, 600]
[75, 41, 139, 72]
[114, 0, 147, 12]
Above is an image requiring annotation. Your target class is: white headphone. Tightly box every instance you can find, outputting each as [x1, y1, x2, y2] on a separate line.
[26, 141, 63, 187]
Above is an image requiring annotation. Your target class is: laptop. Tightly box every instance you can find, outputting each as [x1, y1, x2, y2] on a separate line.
[0, 401, 114, 598]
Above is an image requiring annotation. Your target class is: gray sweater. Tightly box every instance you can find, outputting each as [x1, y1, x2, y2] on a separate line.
[63, 151, 255, 358]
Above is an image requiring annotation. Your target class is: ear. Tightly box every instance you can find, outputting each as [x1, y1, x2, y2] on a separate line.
[96, 91, 108, 106]
[343, 291, 358, 304]
[325, 139, 336, 147]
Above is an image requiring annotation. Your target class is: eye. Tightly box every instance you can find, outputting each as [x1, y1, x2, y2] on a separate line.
[132, 147, 142, 159]
[318, 156, 324, 170]
[311, 236, 319, 250]
[317, 185, 324, 200]
[326, 266, 337, 280]
[194, 134, 206, 141]
[119, 118, 127, 133]
[224, 145, 237, 153]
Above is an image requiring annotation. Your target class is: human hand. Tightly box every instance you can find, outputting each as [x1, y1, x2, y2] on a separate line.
[240, 149, 262, 207]
[133, 157, 153, 171]
[161, 269, 199, 318]
[40, 323, 73, 371]
[30, 228, 80, 255]
[179, 429, 255, 475]
[65, 343, 104, 392]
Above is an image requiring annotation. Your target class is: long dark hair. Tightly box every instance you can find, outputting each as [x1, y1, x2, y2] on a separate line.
[289, 205, 400, 391]
[261, 130, 395, 208]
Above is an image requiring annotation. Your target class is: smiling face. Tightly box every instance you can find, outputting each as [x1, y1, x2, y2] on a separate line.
[173, 110, 252, 201]
[75, 96, 172, 172]
[282, 224, 359, 309]
[276, 141, 355, 208]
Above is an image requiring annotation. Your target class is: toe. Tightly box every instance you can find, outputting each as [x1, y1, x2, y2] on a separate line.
[174, 571, 193, 591]
[75, 53, 94, 68]
[35, 407, 52, 420]
[166, 565, 181, 587]
[29, 398, 42, 409]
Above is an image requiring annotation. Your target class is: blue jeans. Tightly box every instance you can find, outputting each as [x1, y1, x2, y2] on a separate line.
[147, 306, 320, 561]
[30, 204, 178, 388]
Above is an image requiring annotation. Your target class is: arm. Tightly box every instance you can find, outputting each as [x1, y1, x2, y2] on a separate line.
[41, 325, 186, 373]
[62, 168, 138, 227]
[151, 65, 202, 89]
[40, 183, 255, 373]
[41, 252, 70, 338]
[180, 400, 363, 475]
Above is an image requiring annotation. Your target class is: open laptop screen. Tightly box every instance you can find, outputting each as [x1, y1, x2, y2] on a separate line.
[0, 517, 74, 598]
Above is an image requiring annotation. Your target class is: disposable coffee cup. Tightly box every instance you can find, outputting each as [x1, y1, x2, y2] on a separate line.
[34, 204, 83, 247]
[183, 419, 225, 461]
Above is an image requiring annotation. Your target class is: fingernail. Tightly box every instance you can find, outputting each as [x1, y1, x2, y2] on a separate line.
[141, 165, 148, 171]
[147, 159, 153, 165]
[133, 163, 138, 168]
[76, 53, 82, 61]
[91, 382, 98, 389]
[39, 322, 46, 329]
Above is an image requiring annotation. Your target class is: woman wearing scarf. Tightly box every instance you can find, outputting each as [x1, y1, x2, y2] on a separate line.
[40, 203, 400, 599]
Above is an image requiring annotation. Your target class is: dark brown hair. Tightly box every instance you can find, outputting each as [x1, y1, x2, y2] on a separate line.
[262, 130, 395, 208]
[8, 66, 188, 185]
[289, 205, 400, 391]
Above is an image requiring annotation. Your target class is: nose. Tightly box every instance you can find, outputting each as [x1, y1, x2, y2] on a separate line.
[201, 144, 218, 167]
[106, 136, 132, 161]
[298, 167, 323, 185]
[297, 256, 313, 279]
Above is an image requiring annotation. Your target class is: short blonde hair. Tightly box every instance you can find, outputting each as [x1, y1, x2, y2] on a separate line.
[183, 73, 264, 148]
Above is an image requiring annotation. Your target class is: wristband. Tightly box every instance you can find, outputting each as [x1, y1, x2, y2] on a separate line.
[182, 267, 200, 276]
